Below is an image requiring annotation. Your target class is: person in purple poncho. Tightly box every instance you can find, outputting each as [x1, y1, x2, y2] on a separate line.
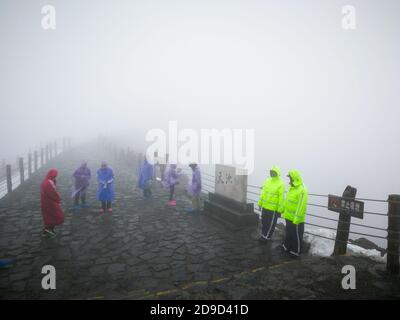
[138, 157, 154, 199]
[186, 163, 202, 213]
[72, 161, 91, 209]
[163, 164, 182, 206]
[97, 161, 115, 213]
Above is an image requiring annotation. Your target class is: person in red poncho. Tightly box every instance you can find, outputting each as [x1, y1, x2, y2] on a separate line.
[40, 169, 65, 237]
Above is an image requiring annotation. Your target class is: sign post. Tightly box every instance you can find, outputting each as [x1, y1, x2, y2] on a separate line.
[331, 186, 364, 255]
[387, 194, 400, 275]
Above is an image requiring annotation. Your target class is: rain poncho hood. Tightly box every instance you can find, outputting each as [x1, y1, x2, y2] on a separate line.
[44, 169, 58, 182]
[270, 165, 281, 178]
[288, 170, 303, 187]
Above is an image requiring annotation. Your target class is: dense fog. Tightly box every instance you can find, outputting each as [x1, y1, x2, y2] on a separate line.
[0, 0, 399, 241]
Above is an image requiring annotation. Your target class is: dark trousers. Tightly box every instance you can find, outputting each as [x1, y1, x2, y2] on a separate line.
[74, 190, 86, 205]
[283, 220, 304, 255]
[169, 185, 175, 201]
[101, 201, 112, 210]
[261, 209, 279, 239]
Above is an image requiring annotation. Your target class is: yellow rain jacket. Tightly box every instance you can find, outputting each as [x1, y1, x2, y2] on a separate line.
[283, 170, 308, 225]
[258, 165, 285, 213]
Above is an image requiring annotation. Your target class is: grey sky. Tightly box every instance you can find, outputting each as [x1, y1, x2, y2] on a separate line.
[0, 0, 399, 203]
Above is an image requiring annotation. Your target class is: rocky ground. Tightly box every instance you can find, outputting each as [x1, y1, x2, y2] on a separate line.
[0, 143, 399, 300]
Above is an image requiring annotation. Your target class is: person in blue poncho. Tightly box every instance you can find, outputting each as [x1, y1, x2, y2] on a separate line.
[137, 157, 154, 199]
[97, 161, 115, 213]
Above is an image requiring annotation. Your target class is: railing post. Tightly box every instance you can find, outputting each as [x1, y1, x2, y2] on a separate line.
[40, 147, 44, 167]
[34, 150, 38, 172]
[6, 165, 12, 194]
[45, 145, 49, 163]
[49, 143, 53, 159]
[387, 194, 400, 275]
[54, 141, 58, 156]
[19, 157, 24, 184]
[28, 153, 32, 178]
[333, 186, 357, 255]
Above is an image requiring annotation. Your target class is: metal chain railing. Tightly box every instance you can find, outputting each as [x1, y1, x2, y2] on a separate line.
[182, 167, 391, 243]
[0, 139, 71, 198]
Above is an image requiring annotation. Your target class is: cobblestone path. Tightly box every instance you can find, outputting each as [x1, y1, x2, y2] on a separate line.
[0, 143, 294, 299]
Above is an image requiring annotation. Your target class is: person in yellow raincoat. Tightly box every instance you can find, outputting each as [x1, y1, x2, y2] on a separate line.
[282, 170, 308, 256]
[258, 165, 285, 241]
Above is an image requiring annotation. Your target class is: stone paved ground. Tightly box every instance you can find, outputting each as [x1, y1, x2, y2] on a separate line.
[148, 255, 400, 300]
[0, 142, 293, 299]
[0, 143, 399, 300]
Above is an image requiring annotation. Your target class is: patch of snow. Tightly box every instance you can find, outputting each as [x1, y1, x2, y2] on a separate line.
[304, 228, 385, 262]
[304, 228, 336, 257]
[347, 244, 385, 263]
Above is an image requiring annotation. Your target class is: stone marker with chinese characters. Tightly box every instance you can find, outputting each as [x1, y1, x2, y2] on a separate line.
[215, 164, 248, 204]
[203, 164, 258, 229]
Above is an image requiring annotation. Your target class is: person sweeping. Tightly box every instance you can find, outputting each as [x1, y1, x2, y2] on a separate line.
[72, 161, 91, 209]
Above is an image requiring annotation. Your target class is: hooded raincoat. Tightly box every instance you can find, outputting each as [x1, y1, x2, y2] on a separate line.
[258, 165, 285, 213]
[138, 159, 154, 189]
[188, 166, 202, 196]
[163, 164, 181, 189]
[72, 163, 91, 196]
[97, 165, 115, 202]
[40, 169, 65, 227]
[283, 170, 308, 225]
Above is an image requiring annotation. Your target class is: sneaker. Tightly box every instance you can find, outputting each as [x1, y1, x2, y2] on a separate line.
[73, 204, 81, 210]
[100, 208, 106, 213]
[171, 200, 177, 206]
[42, 229, 56, 238]
[258, 235, 271, 242]
[107, 208, 113, 213]
[289, 251, 300, 257]
[186, 208, 195, 213]
[168, 200, 175, 206]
